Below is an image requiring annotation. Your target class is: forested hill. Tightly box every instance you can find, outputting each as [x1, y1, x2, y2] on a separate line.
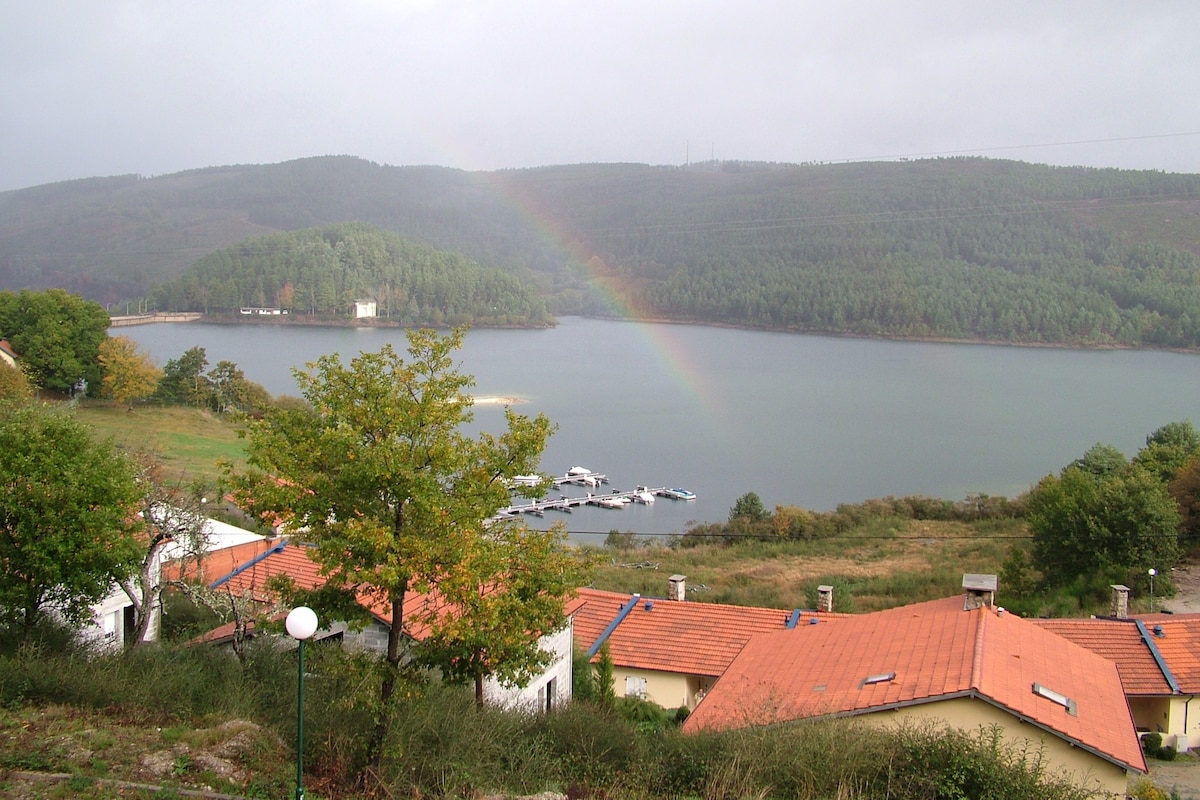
[150, 222, 552, 327]
[3, 155, 1200, 346]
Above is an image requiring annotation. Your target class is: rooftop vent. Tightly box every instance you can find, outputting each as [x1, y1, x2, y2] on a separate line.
[963, 574, 998, 610]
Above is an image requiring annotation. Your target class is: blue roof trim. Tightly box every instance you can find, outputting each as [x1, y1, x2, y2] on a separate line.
[209, 540, 288, 589]
[1134, 618, 1182, 694]
[786, 609, 802, 629]
[586, 593, 641, 658]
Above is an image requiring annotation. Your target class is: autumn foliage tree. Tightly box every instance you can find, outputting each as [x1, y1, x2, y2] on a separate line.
[229, 327, 560, 769]
[98, 335, 163, 409]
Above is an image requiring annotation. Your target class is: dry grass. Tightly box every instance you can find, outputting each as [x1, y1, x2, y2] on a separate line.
[588, 517, 1025, 613]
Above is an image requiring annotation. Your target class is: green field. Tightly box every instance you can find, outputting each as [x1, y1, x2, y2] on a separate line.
[73, 402, 247, 488]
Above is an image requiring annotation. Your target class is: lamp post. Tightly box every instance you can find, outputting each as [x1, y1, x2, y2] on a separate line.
[1149, 568, 1157, 613]
[286, 606, 318, 800]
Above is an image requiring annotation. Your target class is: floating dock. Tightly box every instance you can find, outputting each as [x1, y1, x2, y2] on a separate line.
[496, 468, 695, 520]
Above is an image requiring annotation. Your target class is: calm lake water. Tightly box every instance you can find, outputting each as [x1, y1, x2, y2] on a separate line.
[122, 317, 1200, 544]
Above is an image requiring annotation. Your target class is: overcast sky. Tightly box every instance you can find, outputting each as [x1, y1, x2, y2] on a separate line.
[3, 1, 1199, 192]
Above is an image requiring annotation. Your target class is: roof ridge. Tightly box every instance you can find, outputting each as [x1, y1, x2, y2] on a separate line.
[969, 605, 987, 689]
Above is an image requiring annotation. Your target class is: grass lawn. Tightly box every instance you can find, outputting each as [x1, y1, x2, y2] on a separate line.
[73, 402, 247, 489]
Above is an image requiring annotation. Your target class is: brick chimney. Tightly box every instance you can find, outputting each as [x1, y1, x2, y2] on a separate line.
[668, 574, 686, 602]
[1111, 584, 1130, 619]
[817, 585, 834, 613]
[963, 574, 997, 610]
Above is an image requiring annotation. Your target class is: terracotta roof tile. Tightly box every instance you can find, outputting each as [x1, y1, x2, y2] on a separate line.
[187, 539, 477, 642]
[683, 596, 1144, 774]
[572, 588, 841, 677]
[1134, 614, 1200, 694]
[1034, 618, 1174, 696]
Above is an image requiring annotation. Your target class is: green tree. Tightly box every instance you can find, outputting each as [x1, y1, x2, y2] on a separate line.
[0, 289, 110, 395]
[729, 491, 768, 522]
[416, 521, 588, 708]
[0, 402, 143, 638]
[229, 327, 554, 769]
[156, 346, 211, 406]
[1135, 420, 1200, 483]
[98, 335, 163, 410]
[1070, 443, 1127, 477]
[1028, 462, 1181, 588]
[208, 360, 269, 414]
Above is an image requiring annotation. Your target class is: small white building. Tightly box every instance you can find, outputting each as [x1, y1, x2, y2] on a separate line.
[353, 299, 377, 318]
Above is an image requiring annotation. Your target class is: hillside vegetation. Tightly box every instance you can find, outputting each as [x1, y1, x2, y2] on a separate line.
[4, 157, 1200, 346]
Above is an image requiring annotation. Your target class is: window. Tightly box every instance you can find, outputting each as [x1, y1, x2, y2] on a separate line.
[543, 678, 556, 713]
[1032, 682, 1077, 716]
[625, 675, 647, 700]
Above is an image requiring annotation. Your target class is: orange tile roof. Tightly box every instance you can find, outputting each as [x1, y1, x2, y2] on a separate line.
[194, 539, 496, 642]
[572, 587, 840, 677]
[683, 595, 1145, 774]
[1133, 614, 1200, 694]
[1034, 617, 1175, 696]
[164, 538, 280, 585]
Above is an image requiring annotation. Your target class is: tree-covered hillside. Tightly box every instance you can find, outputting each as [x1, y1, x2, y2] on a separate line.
[149, 222, 552, 326]
[4, 156, 1200, 346]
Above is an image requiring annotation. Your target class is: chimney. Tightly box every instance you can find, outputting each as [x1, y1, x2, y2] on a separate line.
[963, 574, 998, 610]
[1111, 584, 1130, 619]
[668, 574, 687, 602]
[817, 585, 834, 613]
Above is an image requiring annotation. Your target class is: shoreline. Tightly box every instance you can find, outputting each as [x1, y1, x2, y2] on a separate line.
[107, 311, 1200, 357]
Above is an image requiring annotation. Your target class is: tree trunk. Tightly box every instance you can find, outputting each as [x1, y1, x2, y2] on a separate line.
[363, 593, 406, 773]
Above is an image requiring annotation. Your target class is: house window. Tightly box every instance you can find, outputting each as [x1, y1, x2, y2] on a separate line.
[625, 675, 647, 700]
[544, 678, 556, 713]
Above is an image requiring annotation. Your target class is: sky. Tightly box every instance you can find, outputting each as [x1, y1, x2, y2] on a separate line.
[3, 1, 1200, 193]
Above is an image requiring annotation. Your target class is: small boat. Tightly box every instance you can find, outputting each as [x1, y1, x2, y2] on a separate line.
[662, 487, 697, 500]
[595, 496, 630, 509]
[633, 490, 656, 504]
[510, 474, 543, 487]
[567, 466, 592, 476]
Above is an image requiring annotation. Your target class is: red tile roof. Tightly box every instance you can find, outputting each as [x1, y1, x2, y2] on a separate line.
[1034, 617, 1174, 696]
[1134, 613, 1200, 694]
[683, 596, 1145, 774]
[572, 587, 840, 677]
[192, 538, 499, 642]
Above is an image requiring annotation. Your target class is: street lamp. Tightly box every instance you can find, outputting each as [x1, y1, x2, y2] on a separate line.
[1149, 568, 1157, 613]
[286, 606, 318, 800]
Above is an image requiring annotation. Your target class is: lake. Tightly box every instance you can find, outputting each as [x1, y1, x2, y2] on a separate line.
[122, 317, 1200, 544]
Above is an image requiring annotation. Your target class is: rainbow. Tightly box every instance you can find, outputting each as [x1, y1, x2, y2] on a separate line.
[470, 169, 729, 422]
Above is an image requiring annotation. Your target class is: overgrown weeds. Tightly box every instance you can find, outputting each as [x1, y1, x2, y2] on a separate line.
[0, 633, 1108, 799]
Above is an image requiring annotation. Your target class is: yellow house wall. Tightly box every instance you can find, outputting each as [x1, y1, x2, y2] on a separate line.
[612, 666, 695, 710]
[1166, 696, 1200, 750]
[876, 696, 1130, 799]
[1129, 696, 1200, 751]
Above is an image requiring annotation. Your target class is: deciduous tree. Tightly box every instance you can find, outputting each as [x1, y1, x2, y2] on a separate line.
[0, 289, 110, 395]
[417, 520, 587, 708]
[229, 327, 554, 768]
[1028, 462, 1181, 589]
[98, 335, 162, 409]
[0, 402, 143, 638]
